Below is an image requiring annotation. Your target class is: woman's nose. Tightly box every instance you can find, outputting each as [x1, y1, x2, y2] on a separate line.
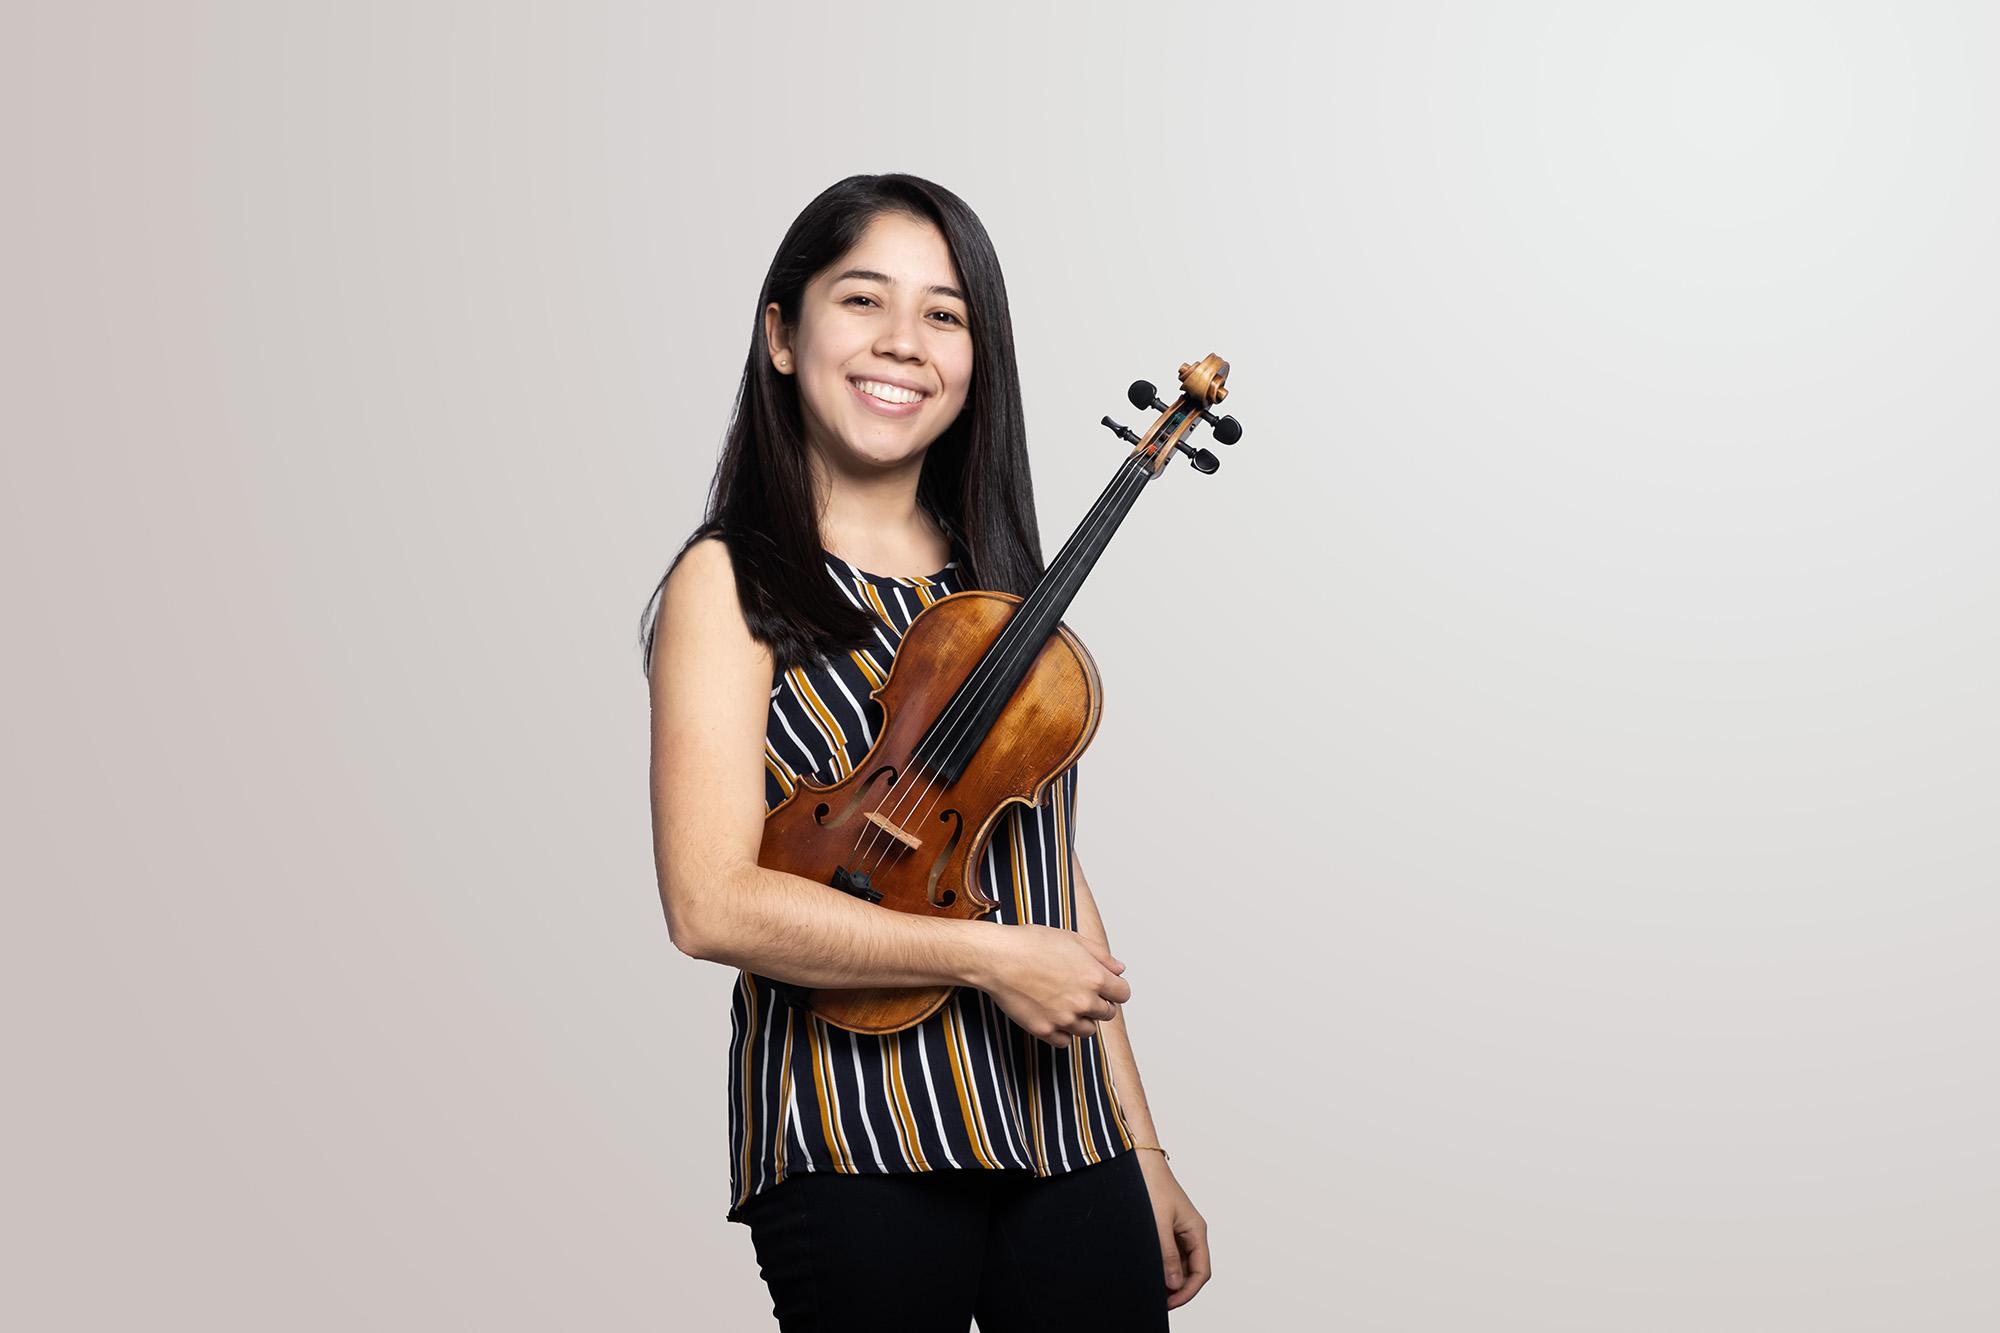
[874, 308, 925, 361]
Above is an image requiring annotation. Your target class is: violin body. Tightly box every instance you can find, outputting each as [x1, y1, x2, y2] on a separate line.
[758, 589, 1102, 1034]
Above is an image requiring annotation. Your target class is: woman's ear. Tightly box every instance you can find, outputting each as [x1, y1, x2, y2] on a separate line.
[764, 302, 793, 374]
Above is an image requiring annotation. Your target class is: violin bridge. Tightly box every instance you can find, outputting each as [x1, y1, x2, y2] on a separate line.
[863, 811, 922, 851]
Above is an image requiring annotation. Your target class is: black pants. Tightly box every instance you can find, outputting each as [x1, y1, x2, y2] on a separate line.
[738, 1151, 1169, 1331]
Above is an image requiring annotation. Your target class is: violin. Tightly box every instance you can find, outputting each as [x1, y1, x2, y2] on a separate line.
[758, 354, 1244, 1033]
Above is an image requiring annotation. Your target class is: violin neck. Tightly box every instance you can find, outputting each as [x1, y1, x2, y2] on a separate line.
[1019, 453, 1154, 638]
[917, 455, 1154, 785]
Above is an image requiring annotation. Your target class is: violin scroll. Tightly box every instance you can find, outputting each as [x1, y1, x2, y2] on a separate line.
[1098, 352, 1244, 478]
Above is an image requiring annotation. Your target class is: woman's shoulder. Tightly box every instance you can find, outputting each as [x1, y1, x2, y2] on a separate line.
[649, 529, 769, 681]
[670, 529, 734, 585]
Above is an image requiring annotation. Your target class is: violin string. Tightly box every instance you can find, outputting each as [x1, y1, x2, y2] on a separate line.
[872, 457, 1152, 845]
[841, 458, 1146, 871]
[846, 456, 1148, 868]
[847, 455, 1155, 877]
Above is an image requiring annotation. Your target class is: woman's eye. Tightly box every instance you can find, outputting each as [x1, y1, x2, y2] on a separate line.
[841, 295, 962, 327]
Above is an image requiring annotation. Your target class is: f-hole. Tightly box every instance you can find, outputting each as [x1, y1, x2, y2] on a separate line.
[923, 808, 965, 907]
[815, 765, 897, 828]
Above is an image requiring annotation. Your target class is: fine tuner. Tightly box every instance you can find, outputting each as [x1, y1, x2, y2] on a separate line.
[1098, 357, 1244, 476]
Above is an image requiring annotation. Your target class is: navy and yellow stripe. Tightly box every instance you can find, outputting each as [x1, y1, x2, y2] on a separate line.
[721, 548, 1132, 1220]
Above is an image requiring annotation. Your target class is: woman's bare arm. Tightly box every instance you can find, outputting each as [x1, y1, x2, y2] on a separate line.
[1069, 851, 1161, 1145]
[647, 537, 1129, 1030]
[649, 537, 995, 987]
[1072, 848, 1213, 1308]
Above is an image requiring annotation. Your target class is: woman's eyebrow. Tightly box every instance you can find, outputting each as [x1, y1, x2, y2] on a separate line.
[831, 267, 965, 301]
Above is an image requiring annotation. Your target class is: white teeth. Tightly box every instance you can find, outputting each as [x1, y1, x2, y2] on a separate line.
[854, 379, 924, 405]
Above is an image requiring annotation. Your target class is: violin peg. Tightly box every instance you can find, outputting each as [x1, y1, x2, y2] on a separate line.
[1100, 415, 1141, 445]
[1175, 442, 1221, 474]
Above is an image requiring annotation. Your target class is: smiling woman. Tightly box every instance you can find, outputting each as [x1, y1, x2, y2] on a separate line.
[637, 174, 1208, 1330]
[764, 213, 977, 476]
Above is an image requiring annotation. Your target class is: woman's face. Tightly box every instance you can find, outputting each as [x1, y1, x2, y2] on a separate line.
[766, 211, 974, 479]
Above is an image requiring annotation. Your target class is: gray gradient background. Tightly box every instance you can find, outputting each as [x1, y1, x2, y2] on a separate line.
[6, 2, 1996, 1329]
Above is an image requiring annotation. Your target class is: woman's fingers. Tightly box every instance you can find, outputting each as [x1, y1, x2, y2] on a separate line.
[1064, 1001, 1117, 1037]
[1157, 1221, 1182, 1291]
[1165, 1216, 1212, 1310]
[1030, 991, 1126, 1046]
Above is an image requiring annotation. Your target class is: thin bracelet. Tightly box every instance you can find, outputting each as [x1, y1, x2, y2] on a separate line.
[1130, 1143, 1170, 1160]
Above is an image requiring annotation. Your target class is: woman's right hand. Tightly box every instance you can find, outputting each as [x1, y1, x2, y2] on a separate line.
[972, 924, 1132, 1047]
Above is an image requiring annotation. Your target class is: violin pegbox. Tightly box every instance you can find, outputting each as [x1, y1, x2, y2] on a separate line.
[1097, 352, 1243, 477]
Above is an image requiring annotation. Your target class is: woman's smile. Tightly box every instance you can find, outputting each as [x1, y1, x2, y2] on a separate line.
[847, 374, 930, 418]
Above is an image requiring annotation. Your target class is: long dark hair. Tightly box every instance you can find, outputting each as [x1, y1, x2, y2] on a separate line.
[638, 173, 1044, 677]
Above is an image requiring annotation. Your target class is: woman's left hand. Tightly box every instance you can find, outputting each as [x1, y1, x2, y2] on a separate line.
[1136, 1150, 1210, 1309]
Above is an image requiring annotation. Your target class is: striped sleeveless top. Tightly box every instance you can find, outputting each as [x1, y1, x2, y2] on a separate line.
[724, 545, 1135, 1220]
